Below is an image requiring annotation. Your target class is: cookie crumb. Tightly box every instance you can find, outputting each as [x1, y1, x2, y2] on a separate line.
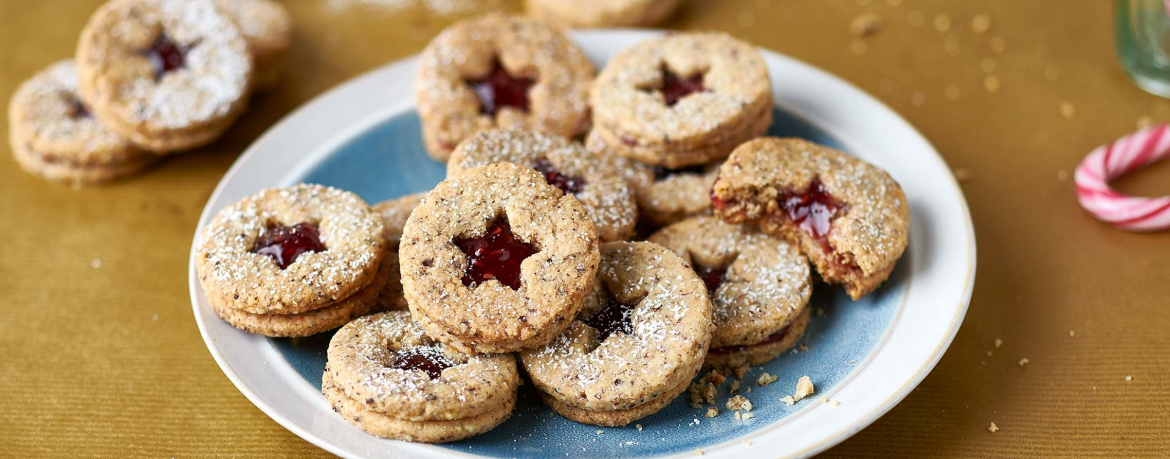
[636, 424, 643, 431]
[1018, 358, 1029, 368]
[983, 75, 1001, 93]
[91, 259, 102, 269]
[1125, 375, 1132, 381]
[971, 14, 991, 34]
[733, 365, 749, 380]
[596, 430, 604, 435]
[988, 422, 999, 433]
[848, 359, 857, 365]
[707, 369, 726, 386]
[850, 13, 885, 36]
[994, 337, 1003, 349]
[705, 406, 720, 418]
[780, 395, 796, 406]
[800, 342, 809, 351]
[734, 411, 742, 420]
[1069, 329, 1076, 338]
[794, 376, 815, 401]
[816, 308, 825, 316]
[743, 439, 753, 446]
[953, 168, 971, 181]
[695, 448, 704, 456]
[1057, 170, 1069, 181]
[741, 412, 755, 420]
[729, 379, 741, 395]
[1060, 102, 1077, 119]
[829, 399, 840, 407]
[933, 14, 952, 32]
[726, 395, 753, 412]
[757, 372, 778, 386]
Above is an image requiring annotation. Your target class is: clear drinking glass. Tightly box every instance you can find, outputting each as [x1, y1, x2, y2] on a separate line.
[1117, 0, 1170, 97]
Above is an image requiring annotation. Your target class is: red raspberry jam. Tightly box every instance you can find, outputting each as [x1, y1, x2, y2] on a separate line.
[142, 33, 188, 80]
[68, 98, 90, 119]
[532, 159, 584, 195]
[652, 164, 708, 181]
[388, 347, 455, 380]
[779, 180, 847, 252]
[467, 61, 535, 116]
[708, 324, 790, 355]
[583, 290, 636, 341]
[454, 219, 538, 290]
[693, 264, 727, 294]
[252, 223, 326, 270]
[660, 69, 705, 106]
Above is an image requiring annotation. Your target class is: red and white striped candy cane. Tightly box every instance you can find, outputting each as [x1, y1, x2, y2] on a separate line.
[1075, 124, 1170, 232]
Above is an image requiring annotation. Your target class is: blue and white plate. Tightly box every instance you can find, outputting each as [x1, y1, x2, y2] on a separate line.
[189, 30, 975, 459]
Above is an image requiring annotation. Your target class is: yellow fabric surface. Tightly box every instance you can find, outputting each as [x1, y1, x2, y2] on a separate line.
[1, 0, 1168, 456]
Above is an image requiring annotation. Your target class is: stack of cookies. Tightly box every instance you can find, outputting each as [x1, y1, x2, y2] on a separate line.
[194, 14, 911, 444]
[7, 0, 292, 187]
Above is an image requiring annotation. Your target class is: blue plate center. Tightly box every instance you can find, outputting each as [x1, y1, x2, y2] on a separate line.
[276, 108, 905, 458]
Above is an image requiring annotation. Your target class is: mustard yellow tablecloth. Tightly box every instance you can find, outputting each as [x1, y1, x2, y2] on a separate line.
[2, 0, 1168, 456]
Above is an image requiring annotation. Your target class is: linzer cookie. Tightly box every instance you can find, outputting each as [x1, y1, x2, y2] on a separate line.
[587, 130, 718, 226]
[213, 0, 293, 92]
[76, 0, 252, 152]
[590, 32, 772, 169]
[525, 0, 681, 28]
[648, 216, 812, 368]
[711, 138, 909, 300]
[8, 60, 157, 186]
[324, 311, 519, 443]
[448, 129, 638, 241]
[195, 184, 386, 337]
[399, 162, 600, 354]
[372, 192, 426, 312]
[519, 242, 712, 426]
[414, 14, 594, 162]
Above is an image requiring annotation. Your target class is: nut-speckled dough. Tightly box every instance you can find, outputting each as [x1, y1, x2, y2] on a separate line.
[711, 138, 909, 300]
[399, 162, 600, 354]
[372, 193, 426, 311]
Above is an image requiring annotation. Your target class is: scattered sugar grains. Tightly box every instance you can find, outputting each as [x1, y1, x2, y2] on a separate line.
[757, 372, 778, 386]
[780, 395, 796, 406]
[794, 376, 815, 401]
[726, 395, 753, 412]
[705, 407, 720, 418]
[850, 13, 885, 36]
[1018, 358, 1030, 368]
[971, 14, 992, 34]
[988, 422, 999, 433]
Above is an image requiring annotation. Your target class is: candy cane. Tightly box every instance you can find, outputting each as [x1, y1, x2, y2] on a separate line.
[1075, 124, 1170, 232]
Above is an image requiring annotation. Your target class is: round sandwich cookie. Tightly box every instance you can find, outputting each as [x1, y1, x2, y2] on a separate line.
[587, 130, 719, 226]
[372, 192, 426, 312]
[590, 32, 772, 169]
[324, 311, 520, 443]
[648, 216, 812, 368]
[711, 138, 909, 300]
[213, 0, 293, 92]
[8, 60, 158, 187]
[520, 241, 713, 426]
[76, 0, 252, 152]
[195, 184, 386, 336]
[524, 0, 682, 28]
[399, 162, 600, 354]
[414, 14, 594, 162]
[448, 129, 638, 242]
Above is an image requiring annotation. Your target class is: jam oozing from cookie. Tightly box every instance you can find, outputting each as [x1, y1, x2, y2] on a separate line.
[142, 33, 189, 80]
[68, 98, 90, 119]
[778, 180, 847, 252]
[468, 61, 535, 115]
[694, 264, 728, 294]
[388, 346, 455, 380]
[454, 219, 538, 290]
[708, 324, 790, 355]
[532, 159, 584, 195]
[652, 164, 709, 181]
[584, 290, 636, 341]
[252, 223, 326, 269]
[659, 69, 706, 106]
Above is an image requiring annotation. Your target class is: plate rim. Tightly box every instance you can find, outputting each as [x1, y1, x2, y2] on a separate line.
[189, 28, 976, 459]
